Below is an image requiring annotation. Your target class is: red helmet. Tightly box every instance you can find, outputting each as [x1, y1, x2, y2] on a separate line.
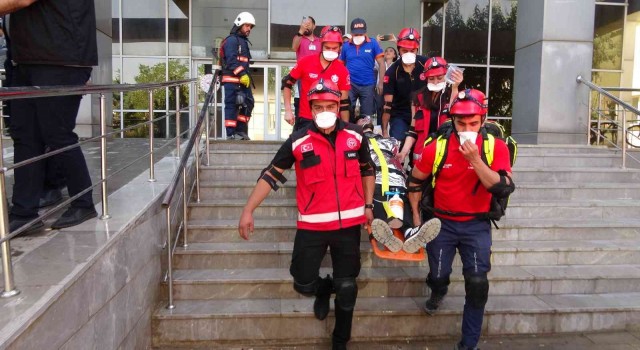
[308, 78, 341, 104]
[449, 89, 488, 116]
[320, 26, 343, 44]
[397, 28, 420, 49]
[425, 56, 448, 77]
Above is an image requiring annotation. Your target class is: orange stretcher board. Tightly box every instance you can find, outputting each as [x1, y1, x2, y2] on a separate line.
[367, 225, 426, 262]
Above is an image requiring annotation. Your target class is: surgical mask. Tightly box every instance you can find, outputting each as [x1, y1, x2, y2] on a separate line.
[352, 36, 365, 46]
[314, 111, 337, 129]
[427, 82, 446, 92]
[401, 52, 416, 64]
[323, 51, 339, 61]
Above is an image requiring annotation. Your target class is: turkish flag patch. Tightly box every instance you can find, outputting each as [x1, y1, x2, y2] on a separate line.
[301, 143, 314, 153]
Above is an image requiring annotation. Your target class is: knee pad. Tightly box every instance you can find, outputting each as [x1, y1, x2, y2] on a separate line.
[426, 274, 450, 296]
[464, 273, 489, 309]
[333, 277, 358, 311]
[293, 278, 318, 297]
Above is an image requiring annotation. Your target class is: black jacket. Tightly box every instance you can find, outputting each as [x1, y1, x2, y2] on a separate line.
[10, 0, 98, 66]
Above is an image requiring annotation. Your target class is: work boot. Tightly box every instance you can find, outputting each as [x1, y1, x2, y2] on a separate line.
[454, 341, 479, 350]
[313, 275, 333, 320]
[370, 218, 403, 253]
[227, 134, 244, 140]
[402, 218, 441, 253]
[424, 291, 445, 315]
[235, 131, 251, 140]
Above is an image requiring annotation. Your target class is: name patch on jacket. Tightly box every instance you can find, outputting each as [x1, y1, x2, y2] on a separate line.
[345, 151, 358, 160]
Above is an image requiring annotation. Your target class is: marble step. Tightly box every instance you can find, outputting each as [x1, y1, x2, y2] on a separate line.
[208, 150, 281, 165]
[169, 264, 640, 300]
[152, 292, 640, 347]
[187, 198, 640, 220]
[513, 153, 621, 168]
[172, 239, 640, 269]
[205, 150, 623, 168]
[185, 218, 640, 243]
[513, 167, 640, 183]
[200, 165, 640, 183]
[200, 180, 640, 201]
[209, 140, 283, 151]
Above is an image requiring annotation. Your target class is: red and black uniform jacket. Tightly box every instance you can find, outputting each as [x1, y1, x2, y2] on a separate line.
[271, 120, 373, 230]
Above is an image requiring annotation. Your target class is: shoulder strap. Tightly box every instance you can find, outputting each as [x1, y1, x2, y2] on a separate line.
[431, 135, 449, 187]
[369, 138, 394, 219]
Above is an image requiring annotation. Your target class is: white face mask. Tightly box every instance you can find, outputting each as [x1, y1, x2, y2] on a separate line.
[323, 51, 339, 61]
[314, 111, 338, 129]
[401, 52, 416, 64]
[427, 82, 446, 92]
[352, 36, 365, 46]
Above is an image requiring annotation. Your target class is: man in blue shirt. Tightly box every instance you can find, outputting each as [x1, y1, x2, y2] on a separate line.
[340, 18, 384, 120]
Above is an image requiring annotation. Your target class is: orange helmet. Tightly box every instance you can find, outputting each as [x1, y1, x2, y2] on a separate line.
[425, 56, 448, 77]
[308, 78, 341, 104]
[320, 26, 343, 44]
[450, 89, 488, 116]
[397, 28, 420, 49]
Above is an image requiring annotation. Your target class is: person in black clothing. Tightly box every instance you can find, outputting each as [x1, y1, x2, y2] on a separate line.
[1, 0, 98, 232]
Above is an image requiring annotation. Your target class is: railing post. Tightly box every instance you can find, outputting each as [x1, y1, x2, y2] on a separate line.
[212, 79, 218, 140]
[205, 97, 211, 166]
[194, 126, 202, 203]
[148, 89, 156, 182]
[166, 206, 174, 309]
[0, 132, 19, 298]
[175, 85, 181, 160]
[99, 94, 111, 220]
[182, 167, 188, 248]
[622, 108, 627, 169]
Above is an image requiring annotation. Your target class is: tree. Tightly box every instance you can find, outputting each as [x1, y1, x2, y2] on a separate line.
[113, 59, 190, 137]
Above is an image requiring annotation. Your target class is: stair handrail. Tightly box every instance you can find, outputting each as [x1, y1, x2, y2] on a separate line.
[576, 75, 640, 168]
[160, 69, 219, 309]
[0, 77, 198, 299]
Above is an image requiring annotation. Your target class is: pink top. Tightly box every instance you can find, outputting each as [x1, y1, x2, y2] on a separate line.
[296, 36, 321, 60]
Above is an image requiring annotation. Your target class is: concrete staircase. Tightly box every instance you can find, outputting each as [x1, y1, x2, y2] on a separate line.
[152, 141, 640, 348]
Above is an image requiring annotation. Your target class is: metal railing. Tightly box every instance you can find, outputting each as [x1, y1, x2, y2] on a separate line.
[0, 77, 202, 298]
[577, 75, 640, 168]
[160, 69, 219, 309]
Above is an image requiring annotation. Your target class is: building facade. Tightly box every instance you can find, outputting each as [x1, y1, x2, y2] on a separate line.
[110, 0, 640, 143]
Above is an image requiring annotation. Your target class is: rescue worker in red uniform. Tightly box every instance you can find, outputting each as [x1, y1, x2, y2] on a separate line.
[221, 12, 255, 140]
[239, 79, 375, 350]
[381, 28, 428, 144]
[397, 56, 464, 162]
[282, 26, 351, 131]
[407, 89, 514, 350]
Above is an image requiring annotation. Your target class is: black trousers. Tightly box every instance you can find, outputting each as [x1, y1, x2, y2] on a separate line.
[290, 225, 362, 346]
[10, 64, 93, 218]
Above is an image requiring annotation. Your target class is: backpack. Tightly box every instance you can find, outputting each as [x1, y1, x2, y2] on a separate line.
[420, 120, 517, 228]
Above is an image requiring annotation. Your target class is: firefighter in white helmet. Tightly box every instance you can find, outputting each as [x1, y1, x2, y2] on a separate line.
[220, 12, 255, 140]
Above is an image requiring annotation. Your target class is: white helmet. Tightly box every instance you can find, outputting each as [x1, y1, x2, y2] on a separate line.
[234, 12, 256, 27]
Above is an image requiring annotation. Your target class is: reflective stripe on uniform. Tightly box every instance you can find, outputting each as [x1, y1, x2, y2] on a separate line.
[343, 129, 363, 143]
[222, 76, 240, 83]
[237, 115, 250, 122]
[225, 120, 237, 127]
[237, 56, 249, 62]
[233, 66, 244, 75]
[298, 206, 365, 224]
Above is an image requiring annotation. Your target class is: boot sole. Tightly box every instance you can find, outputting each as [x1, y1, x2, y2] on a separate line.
[371, 219, 403, 253]
[403, 218, 442, 254]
